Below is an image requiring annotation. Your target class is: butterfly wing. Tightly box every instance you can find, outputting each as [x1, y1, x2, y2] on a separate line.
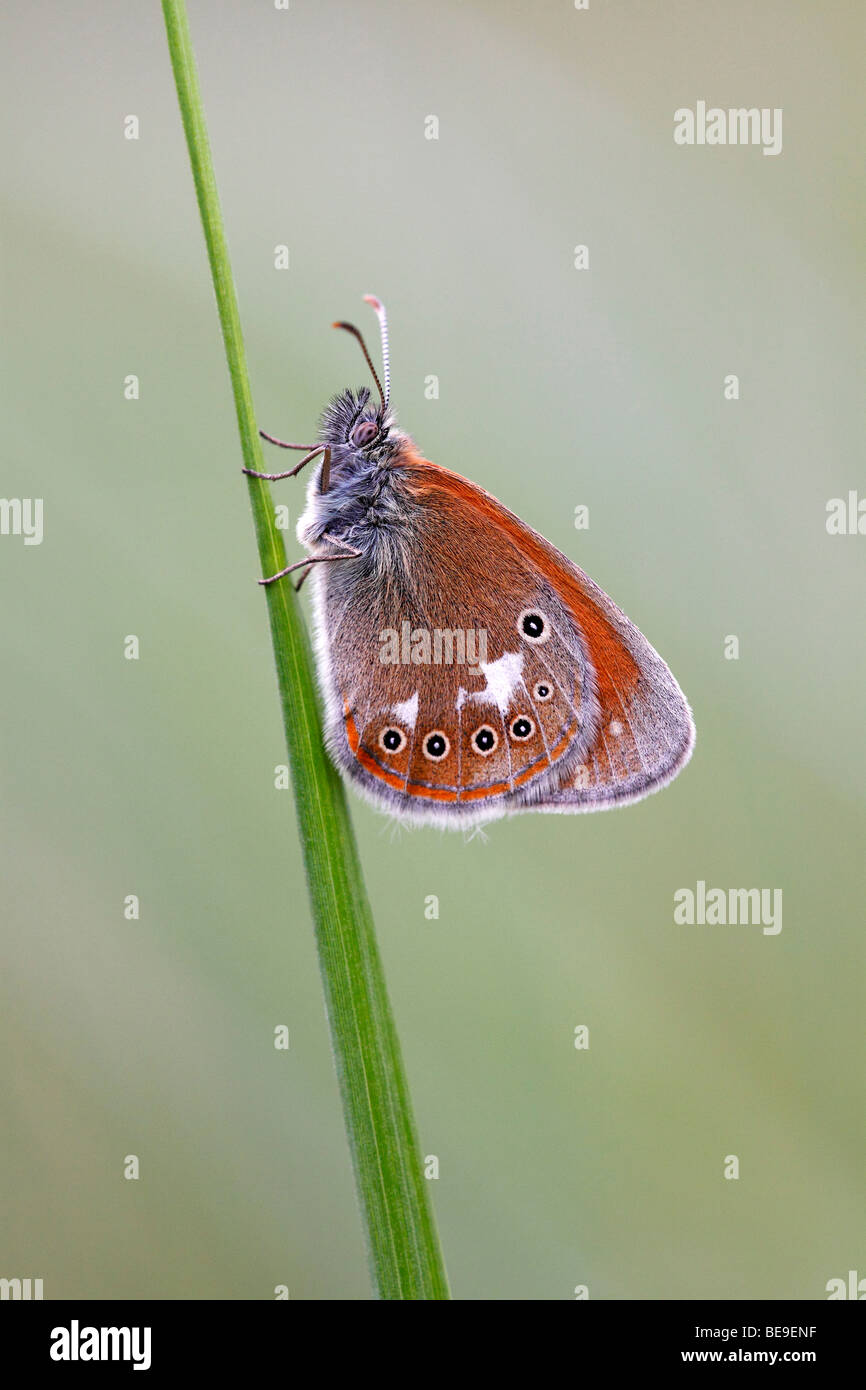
[311, 535, 596, 824]
[309, 449, 693, 825]
[517, 553, 696, 815]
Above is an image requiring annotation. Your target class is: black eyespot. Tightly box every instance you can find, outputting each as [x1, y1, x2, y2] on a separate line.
[510, 716, 534, 741]
[351, 419, 378, 448]
[533, 682, 552, 702]
[423, 731, 450, 761]
[518, 609, 549, 644]
[379, 727, 406, 755]
[471, 725, 498, 756]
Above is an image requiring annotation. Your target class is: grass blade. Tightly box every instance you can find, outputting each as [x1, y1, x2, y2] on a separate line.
[160, 0, 450, 1300]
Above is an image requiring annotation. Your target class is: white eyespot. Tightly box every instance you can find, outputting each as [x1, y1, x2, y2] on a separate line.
[379, 726, 407, 755]
[574, 764, 590, 788]
[608, 720, 623, 737]
[423, 730, 450, 761]
[470, 725, 498, 756]
[517, 608, 550, 644]
[509, 715, 535, 741]
[533, 681, 553, 702]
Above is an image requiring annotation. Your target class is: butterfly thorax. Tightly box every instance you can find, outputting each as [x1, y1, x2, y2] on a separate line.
[296, 387, 422, 573]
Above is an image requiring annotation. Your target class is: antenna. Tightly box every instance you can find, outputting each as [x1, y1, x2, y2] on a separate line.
[331, 319, 385, 406]
[363, 294, 391, 408]
[332, 296, 392, 411]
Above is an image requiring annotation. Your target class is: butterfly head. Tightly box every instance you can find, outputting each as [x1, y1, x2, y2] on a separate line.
[318, 385, 394, 472]
[318, 294, 400, 485]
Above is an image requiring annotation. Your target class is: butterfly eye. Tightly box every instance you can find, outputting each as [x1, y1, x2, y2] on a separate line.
[423, 731, 450, 761]
[533, 682, 553, 702]
[518, 609, 549, 644]
[510, 716, 535, 741]
[471, 725, 498, 756]
[379, 727, 407, 755]
[351, 419, 378, 448]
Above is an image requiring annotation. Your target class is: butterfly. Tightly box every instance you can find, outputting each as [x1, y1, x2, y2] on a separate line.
[245, 296, 695, 828]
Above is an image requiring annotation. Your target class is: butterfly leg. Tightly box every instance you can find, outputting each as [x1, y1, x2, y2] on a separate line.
[259, 430, 316, 450]
[292, 564, 315, 594]
[243, 440, 325, 482]
[258, 532, 361, 589]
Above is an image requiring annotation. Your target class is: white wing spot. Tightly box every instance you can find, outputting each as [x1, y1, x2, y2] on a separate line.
[472, 651, 524, 713]
[574, 764, 590, 788]
[609, 719, 623, 737]
[391, 693, 419, 730]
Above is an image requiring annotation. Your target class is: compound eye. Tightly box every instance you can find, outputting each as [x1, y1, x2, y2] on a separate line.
[351, 419, 378, 448]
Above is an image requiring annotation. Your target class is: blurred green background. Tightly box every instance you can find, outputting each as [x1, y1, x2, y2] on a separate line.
[1, 0, 863, 1300]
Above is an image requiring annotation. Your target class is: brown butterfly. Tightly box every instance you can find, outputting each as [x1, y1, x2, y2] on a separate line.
[245, 297, 695, 828]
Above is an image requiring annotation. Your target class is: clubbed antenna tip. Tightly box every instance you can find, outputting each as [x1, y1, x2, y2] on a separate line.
[363, 295, 390, 409]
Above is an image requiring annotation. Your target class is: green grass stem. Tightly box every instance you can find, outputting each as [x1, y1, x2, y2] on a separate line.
[161, 0, 450, 1300]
